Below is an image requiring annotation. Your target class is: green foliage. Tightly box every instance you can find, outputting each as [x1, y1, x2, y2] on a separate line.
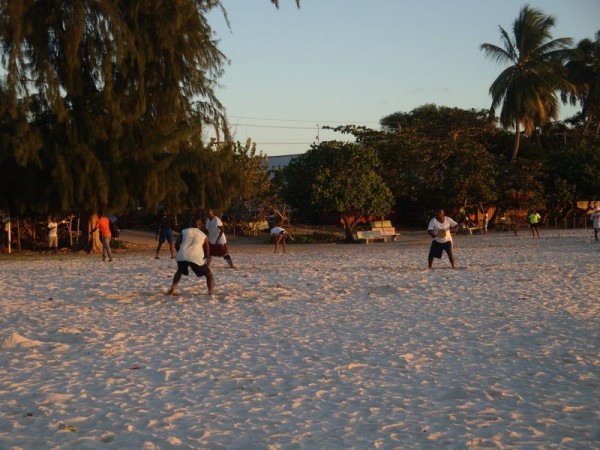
[380, 104, 499, 142]
[283, 142, 394, 238]
[333, 106, 500, 224]
[563, 31, 600, 134]
[0, 1, 233, 216]
[544, 136, 600, 201]
[481, 5, 575, 162]
[495, 160, 546, 210]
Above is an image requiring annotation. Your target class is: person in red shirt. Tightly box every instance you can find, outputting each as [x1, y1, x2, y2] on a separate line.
[90, 212, 113, 261]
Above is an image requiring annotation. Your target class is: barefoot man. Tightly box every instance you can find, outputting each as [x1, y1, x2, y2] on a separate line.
[167, 217, 214, 295]
[271, 224, 289, 254]
[427, 208, 458, 269]
[206, 208, 234, 269]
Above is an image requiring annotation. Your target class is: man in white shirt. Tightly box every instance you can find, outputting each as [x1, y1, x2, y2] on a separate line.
[270, 225, 288, 254]
[427, 209, 459, 269]
[205, 209, 234, 268]
[167, 217, 214, 295]
[47, 217, 59, 253]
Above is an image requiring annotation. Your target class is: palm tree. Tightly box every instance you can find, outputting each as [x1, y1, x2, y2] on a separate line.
[563, 31, 600, 134]
[481, 5, 574, 163]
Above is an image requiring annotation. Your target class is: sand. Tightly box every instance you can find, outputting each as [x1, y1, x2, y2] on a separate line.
[0, 229, 598, 449]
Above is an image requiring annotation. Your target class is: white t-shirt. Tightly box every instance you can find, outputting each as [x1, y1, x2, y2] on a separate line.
[48, 221, 58, 238]
[206, 216, 226, 245]
[176, 228, 207, 265]
[428, 216, 458, 243]
[271, 226, 286, 236]
[591, 212, 600, 229]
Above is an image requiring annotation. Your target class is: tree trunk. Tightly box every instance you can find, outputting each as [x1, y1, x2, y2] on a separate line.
[341, 214, 357, 242]
[81, 213, 102, 253]
[510, 121, 521, 164]
[67, 214, 74, 247]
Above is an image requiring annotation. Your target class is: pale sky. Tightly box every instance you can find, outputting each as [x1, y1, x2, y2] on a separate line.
[207, 0, 599, 156]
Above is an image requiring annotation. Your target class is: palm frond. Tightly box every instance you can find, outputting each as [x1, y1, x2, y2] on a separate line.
[480, 43, 513, 65]
[271, 0, 301, 8]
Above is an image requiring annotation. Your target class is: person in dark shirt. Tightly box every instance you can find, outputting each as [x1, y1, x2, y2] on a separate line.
[155, 209, 177, 259]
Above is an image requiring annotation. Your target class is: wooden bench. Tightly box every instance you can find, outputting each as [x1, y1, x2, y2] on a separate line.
[353, 221, 399, 243]
[369, 220, 399, 242]
[466, 226, 484, 235]
[354, 230, 384, 243]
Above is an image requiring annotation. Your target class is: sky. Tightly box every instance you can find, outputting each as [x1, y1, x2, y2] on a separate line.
[207, 0, 599, 156]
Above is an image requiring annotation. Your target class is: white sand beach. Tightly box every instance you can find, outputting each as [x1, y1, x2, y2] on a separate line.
[0, 230, 599, 449]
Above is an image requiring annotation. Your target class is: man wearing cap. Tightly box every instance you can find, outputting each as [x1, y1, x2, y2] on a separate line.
[591, 207, 600, 242]
[427, 209, 459, 269]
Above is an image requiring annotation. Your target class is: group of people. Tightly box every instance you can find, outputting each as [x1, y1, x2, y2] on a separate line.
[155, 209, 291, 296]
[154, 208, 235, 266]
[427, 206, 600, 269]
[80, 205, 600, 295]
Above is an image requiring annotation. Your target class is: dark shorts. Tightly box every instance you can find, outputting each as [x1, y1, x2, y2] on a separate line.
[209, 243, 229, 257]
[177, 261, 211, 277]
[429, 240, 453, 259]
[529, 223, 539, 229]
[159, 228, 174, 243]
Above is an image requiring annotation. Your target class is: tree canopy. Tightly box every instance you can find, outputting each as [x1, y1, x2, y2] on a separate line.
[283, 142, 394, 241]
[563, 31, 600, 134]
[0, 0, 298, 218]
[481, 5, 574, 163]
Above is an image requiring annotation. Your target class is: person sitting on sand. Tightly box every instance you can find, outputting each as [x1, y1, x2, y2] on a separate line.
[167, 217, 214, 295]
[427, 208, 459, 269]
[271, 225, 289, 254]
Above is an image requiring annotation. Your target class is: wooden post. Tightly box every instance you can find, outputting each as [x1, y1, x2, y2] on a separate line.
[7, 217, 11, 254]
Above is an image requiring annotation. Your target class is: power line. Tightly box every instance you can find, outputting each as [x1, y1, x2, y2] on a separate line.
[234, 123, 316, 130]
[255, 142, 314, 145]
[228, 115, 382, 125]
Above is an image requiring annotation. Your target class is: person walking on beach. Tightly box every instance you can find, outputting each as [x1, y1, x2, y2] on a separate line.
[528, 209, 541, 238]
[155, 209, 177, 259]
[591, 207, 600, 242]
[271, 224, 289, 254]
[167, 217, 214, 295]
[47, 217, 59, 253]
[205, 208, 234, 269]
[482, 210, 489, 234]
[90, 212, 113, 261]
[427, 209, 458, 269]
